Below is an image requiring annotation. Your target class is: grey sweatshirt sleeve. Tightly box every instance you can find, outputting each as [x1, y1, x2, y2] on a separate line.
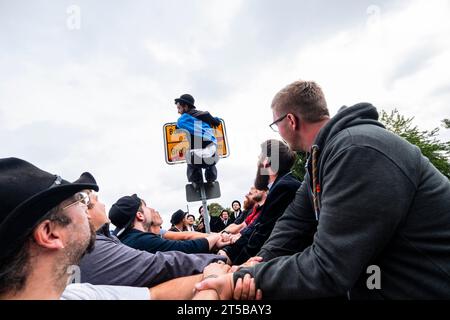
[80, 236, 226, 288]
[257, 180, 317, 261]
[235, 146, 416, 299]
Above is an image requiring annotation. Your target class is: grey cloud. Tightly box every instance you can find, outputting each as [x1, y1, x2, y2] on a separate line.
[0, 121, 92, 171]
[386, 42, 440, 88]
[430, 85, 450, 98]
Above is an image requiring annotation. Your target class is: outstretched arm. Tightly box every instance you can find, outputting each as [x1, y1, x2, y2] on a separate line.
[150, 274, 203, 300]
[163, 230, 210, 240]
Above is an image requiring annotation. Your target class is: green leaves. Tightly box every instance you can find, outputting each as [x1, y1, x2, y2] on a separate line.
[380, 109, 450, 179]
[291, 152, 307, 181]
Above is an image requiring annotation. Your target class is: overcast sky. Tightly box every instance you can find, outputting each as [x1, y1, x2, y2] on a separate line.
[1, 0, 449, 229]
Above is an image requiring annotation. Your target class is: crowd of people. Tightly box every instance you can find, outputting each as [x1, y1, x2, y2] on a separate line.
[1, 80, 449, 300]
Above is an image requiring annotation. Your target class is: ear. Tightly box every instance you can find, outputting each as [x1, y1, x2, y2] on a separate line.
[33, 220, 65, 250]
[135, 211, 145, 222]
[287, 113, 299, 130]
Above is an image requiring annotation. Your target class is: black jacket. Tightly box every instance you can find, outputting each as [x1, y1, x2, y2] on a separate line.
[210, 216, 235, 233]
[119, 228, 209, 254]
[232, 210, 248, 225]
[224, 172, 301, 265]
[235, 103, 450, 299]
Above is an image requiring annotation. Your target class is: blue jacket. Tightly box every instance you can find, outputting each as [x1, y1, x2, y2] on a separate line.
[177, 109, 221, 148]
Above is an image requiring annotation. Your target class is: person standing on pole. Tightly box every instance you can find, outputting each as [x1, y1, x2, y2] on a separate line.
[174, 94, 221, 190]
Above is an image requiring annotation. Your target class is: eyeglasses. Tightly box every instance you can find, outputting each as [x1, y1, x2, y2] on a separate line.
[269, 114, 288, 132]
[62, 192, 90, 211]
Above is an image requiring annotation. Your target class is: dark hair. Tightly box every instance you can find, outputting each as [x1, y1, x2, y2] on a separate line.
[220, 210, 229, 218]
[231, 200, 241, 207]
[130, 199, 146, 229]
[260, 139, 296, 176]
[0, 204, 71, 296]
[186, 214, 195, 220]
[178, 102, 195, 111]
[271, 80, 329, 123]
[198, 206, 203, 214]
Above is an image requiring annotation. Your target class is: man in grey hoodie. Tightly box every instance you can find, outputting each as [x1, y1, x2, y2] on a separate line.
[195, 80, 450, 299]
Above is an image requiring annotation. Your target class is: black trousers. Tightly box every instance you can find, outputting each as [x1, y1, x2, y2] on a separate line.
[186, 151, 219, 183]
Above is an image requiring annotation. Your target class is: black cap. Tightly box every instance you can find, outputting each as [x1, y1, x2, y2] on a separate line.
[109, 194, 142, 237]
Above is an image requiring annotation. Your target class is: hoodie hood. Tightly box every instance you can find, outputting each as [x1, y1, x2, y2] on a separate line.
[313, 103, 384, 150]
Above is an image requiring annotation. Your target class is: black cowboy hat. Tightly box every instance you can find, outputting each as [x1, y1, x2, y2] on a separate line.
[109, 194, 142, 237]
[174, 94, 195, 108]
[0, 157, 99, 257]
[170, 209, 186, 225]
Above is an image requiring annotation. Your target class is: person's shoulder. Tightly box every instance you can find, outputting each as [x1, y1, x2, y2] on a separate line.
[129, 230, 160, 242]
[330, 123, 389, 148]
[275, 172, 301, 189]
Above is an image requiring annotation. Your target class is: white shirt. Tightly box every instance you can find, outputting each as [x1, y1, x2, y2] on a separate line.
[61, 283, 150, 300]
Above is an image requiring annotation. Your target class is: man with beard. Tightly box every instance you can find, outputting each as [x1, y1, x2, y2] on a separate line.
[0, 158, 256, 300]
[0, 158, 158, 300]
[218, 139, 300, 265]
[221, 187, 267, 235]
[0, 158, 100, 299]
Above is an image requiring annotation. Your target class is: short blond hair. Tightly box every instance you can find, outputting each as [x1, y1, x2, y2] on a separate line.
[271, 80, 329, 122]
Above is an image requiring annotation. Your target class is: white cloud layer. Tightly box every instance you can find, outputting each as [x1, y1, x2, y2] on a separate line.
[1, 0, 449, 228]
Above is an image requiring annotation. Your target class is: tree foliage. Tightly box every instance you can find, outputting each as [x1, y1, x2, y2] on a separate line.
[207, 202, 224, 217]
[443, 119, 450, 129]
[291, 152, 307, 181]
[380, 109, 450, 179]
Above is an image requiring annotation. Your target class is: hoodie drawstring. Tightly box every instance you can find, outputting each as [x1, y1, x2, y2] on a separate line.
[311, 145, 321, 220]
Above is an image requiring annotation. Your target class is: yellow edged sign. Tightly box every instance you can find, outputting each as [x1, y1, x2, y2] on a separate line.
[163, 119, 230, 164]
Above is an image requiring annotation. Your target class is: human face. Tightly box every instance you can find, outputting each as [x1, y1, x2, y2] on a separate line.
[138, 200, 162, 231]
[247, 187, 265, 203]
[61, 192, 90, 211]
[140, 204, 155, 232]
[254, 157, 270, 190]
[221, 212, 229, 220]
[269, 114, 288, 132]
[186, 216, 195, 226]
[232, 202, 240, 211]
[87, 191, 109, 231]
[150, 208, 163, 227]
[176, 102, 187, 115]
[271, 109, 300, 151]
[59, 193, 96, 260]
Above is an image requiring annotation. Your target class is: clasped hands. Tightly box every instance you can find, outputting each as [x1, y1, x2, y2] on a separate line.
[193, 257, 264, 300]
